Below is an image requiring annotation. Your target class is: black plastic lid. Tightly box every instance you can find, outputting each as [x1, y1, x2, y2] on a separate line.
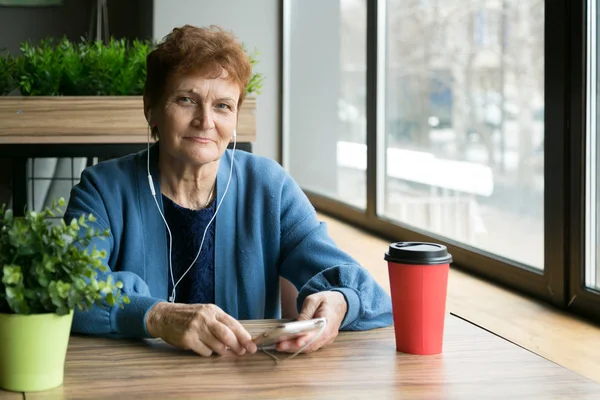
[384, 242, 453, 265]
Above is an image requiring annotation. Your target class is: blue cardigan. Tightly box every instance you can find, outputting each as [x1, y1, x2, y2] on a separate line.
[64, 144, 392, 338]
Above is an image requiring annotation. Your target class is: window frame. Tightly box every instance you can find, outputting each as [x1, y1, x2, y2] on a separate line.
[568, 0, 600, 321]
[280, 0, 600, 323]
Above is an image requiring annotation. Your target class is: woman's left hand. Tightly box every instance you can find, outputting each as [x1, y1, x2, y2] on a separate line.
[275, 291, 348, 354]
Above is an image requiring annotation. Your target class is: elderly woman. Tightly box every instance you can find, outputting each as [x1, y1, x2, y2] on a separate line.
[65, 24, 392, 357]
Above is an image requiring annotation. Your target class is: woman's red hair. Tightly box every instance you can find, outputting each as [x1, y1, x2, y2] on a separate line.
[144, 24, 252, 109]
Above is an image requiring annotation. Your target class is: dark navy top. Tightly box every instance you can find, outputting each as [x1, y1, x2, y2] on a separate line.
[162, 195, 216, 304]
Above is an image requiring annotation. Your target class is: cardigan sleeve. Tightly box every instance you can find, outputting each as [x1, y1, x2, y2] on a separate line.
[64, 169, 162, 339]
[277, 173, 393, 331]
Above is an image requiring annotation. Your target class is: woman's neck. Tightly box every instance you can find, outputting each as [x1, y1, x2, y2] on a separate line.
[158, 153, 218, 210]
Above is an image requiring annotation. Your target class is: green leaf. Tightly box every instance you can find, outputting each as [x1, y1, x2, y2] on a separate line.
[5, 286, 17, 299]
[38, 274, 49, 288]
[4, 209, 12, 222]
[56, 281, 71, 298]
[56, 305, 70, 316]
[44, 259, 54, 271]
[2, 265, 23, 285]
[105, 292, 115, 306]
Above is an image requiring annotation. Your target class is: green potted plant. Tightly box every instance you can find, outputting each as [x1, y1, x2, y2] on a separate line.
[0, 198, 129, 392]
[0, 36, 264, 145]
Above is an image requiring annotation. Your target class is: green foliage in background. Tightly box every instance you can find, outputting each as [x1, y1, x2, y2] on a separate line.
[244, 46, 265, 96]
[0, 198, 129, 315]
[0, 48, 16, 95]
[0, 36, 264, 96]
[60, 38, 150, 96]
[17, 38, 65, 95]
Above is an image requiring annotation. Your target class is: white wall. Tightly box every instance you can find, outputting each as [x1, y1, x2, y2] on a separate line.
[153, 0, 281, 162]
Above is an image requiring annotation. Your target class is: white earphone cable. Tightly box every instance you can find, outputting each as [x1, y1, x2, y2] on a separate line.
[147, 122, 177, 300]
[170, 133, 236, 301]
[146, 119, 236, 303]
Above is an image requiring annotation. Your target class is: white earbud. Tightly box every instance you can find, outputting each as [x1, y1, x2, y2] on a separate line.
[233, 129, 237, 139]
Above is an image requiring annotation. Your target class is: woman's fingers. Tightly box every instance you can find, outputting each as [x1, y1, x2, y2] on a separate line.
[208, 319, 247, 355]
[296, 295, 321, 321]
[276, 331, 323, 353]
[186, 334, 214, 357]
[200, 327, 232, 356]
[218, 312, 257, 354]
[275, 291, 346, 354]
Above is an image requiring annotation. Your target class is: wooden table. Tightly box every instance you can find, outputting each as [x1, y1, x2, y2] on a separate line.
[1, 314, 598, 399]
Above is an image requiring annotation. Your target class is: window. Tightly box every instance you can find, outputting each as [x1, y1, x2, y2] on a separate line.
[283, 0, 367, 209]
[381, 0, 544, 269]
[26, 157, 89, 220]
[283, 0, 600, 323]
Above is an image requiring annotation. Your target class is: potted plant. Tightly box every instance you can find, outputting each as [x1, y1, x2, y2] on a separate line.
[0, 198, 129, 392]
[0, 36, 264, 145]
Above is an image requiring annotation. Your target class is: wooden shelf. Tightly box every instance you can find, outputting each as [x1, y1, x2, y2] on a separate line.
[0, 96, 257, 144]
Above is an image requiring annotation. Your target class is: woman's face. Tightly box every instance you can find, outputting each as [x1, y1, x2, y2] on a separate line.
[151, 70, 240, 167]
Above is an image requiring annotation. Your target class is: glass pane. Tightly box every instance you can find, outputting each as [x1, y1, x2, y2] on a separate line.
[26, 157, 88, 213]
[285, 0, 367, 209]
[381, 0, 545, 269]
[586, 0, 599, 289]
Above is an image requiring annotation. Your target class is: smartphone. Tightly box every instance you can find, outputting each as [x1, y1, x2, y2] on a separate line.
[252, 317, 327, 347]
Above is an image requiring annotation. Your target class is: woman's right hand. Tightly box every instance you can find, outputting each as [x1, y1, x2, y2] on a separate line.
[145, 302, 258, 357]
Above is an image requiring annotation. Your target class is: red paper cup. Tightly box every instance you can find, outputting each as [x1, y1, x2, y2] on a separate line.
[385, 242, 452, 355]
